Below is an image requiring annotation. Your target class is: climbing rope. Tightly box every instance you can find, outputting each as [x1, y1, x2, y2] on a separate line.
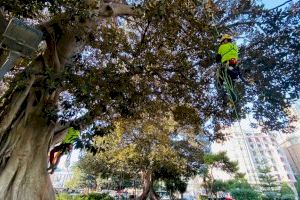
[203, 1, 242, 119]
[217, 65, 238, 102]
[203, 4, 259, 177]
[202, 1, 253, 126]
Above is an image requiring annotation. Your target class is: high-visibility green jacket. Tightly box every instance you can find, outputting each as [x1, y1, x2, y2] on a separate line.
[218, 43, 239, 63]
[63, 127, 80, 144]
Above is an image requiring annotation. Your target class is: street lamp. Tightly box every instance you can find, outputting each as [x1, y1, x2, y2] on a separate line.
[0, 18, 43, 80]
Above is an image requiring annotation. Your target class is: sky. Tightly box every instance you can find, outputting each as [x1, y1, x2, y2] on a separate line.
[261, 0, 294, 9]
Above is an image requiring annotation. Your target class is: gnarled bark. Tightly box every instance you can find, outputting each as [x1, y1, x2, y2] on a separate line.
[0, 2, 139, 199]
[0, 18, 77, 200]
[138, 170, 160, 200]
[0, 107, 55, 200]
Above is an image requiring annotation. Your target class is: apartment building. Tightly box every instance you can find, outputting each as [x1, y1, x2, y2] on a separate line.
[212, 121, 296, 187]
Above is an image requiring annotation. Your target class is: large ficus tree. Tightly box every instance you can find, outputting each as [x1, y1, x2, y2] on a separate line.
[0, 0, 299, 199]
[0, 1, 139, 199]
[77, 112, 204, 200]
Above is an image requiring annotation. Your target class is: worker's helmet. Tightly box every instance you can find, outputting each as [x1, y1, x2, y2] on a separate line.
[219, 34, 232, 42]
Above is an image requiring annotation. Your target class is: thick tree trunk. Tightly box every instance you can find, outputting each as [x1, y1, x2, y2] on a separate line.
[138, 171, 160, 200]
[0, 18, 77, 199]
[0, 108, 55, 200]
[149, 189, 160, 200]
[0, 3, 138, 199]
[138, 170, 152, 200]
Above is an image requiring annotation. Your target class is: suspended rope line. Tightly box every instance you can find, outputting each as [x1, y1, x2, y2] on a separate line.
[202, 3, 258, 177]
[217, 64, 246, 130]
[202, 1, 251, 128]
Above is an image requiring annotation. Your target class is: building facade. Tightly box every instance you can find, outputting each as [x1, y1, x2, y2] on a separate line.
[212, 121, 296, 187]
[50, 170, 73, 188]
[280, 134, 300, 177]
[279, 102, 300, 177]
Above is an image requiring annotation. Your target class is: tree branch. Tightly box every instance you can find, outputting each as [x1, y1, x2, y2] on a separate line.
[51, 127, 69, 146]
[0, 10, 8, 37]
[269, 0, 292, 11]
[98, 3, 141, 17]
[0, 76, 35, 136]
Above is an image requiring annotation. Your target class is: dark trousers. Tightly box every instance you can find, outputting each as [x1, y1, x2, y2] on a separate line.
[48, 143, 71, 173]
[217, 63, 240, 102]
[217, 63, 239, 86]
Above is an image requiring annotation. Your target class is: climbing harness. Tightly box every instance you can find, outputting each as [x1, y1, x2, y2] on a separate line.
[0, 18, 43, 80]
[228, 58, 238, 65]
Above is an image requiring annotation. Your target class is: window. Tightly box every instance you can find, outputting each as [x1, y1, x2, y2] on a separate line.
[260, 150, 264, 155]
[277, 149, 281, 154]
[277, 175, 281, 181]
[265, 144, 269, 148]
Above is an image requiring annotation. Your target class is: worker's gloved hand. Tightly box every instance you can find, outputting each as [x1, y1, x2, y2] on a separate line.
[228, 66, 234, 70]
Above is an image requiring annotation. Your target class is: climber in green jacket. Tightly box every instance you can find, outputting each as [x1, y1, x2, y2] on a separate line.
[216, 34, 240, 103]
[48, 127, 80, 174]
[216, 34, 239, 63]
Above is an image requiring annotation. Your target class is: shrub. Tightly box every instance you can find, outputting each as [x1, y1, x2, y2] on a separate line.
[231, 188, 262, 200]
[56, 192, 113, 200]
[84, 193, 114, 200]
[56, 193, 82, 200]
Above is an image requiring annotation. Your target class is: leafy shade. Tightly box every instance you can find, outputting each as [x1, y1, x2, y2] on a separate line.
[202, 152, 239, 197]
[0, 0, 299, 199]
[203, 152, 238, 173]
[77, 112, 206, 199]
[295, 176, 300, 199]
